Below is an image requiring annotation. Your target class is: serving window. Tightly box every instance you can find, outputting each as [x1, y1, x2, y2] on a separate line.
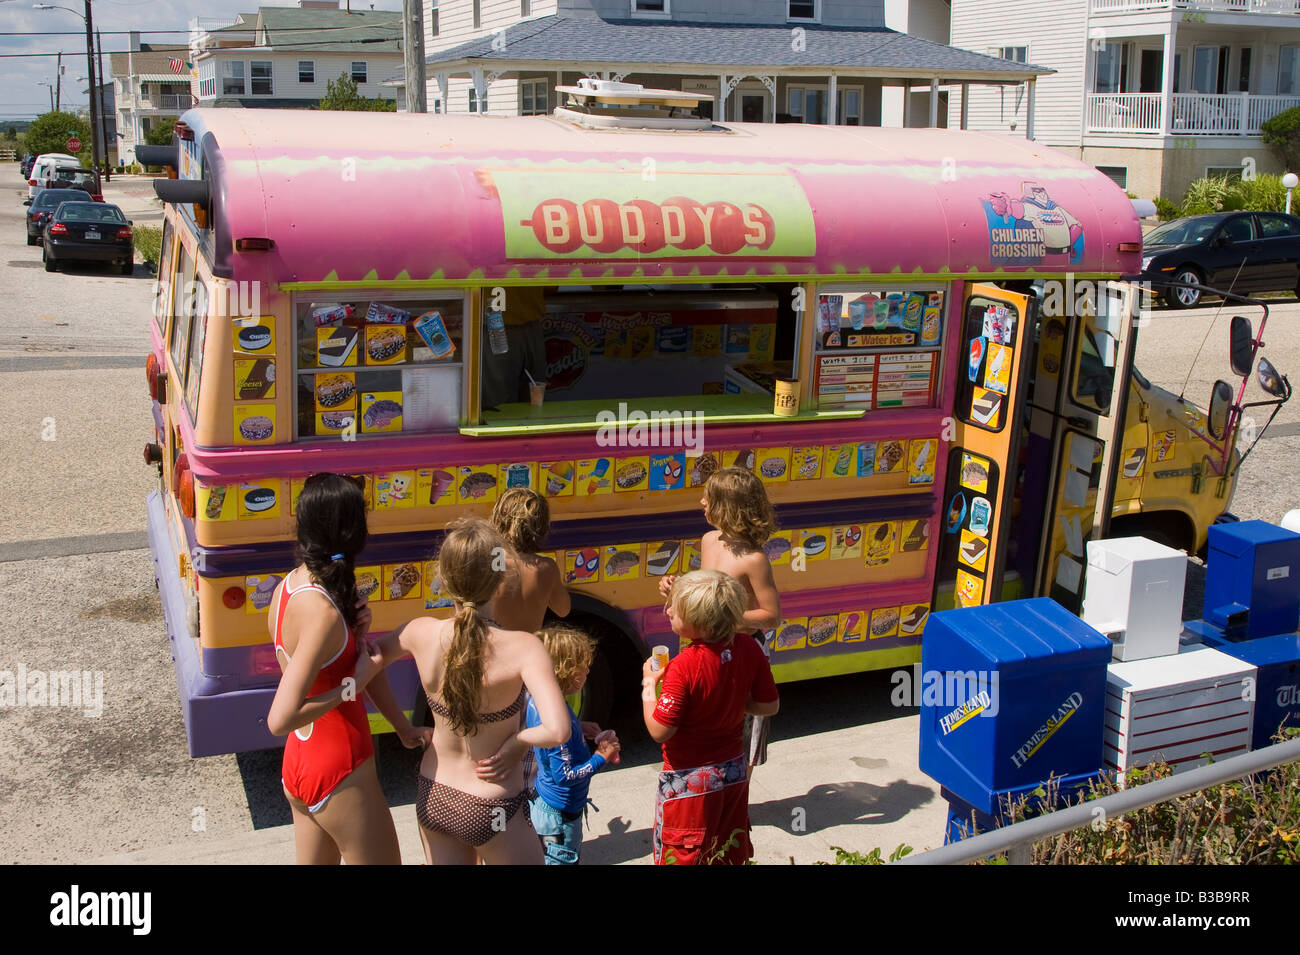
[291, 292, 465, 440]
[812, 285, 947, 412]
[476, 283, 800, 425]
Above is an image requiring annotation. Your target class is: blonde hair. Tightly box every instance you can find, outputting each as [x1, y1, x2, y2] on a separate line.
[536, 625, 596, 690]
[670, 570, 747, 644]
[705, 466, 776, 551]
[492, 487, 550, 554]
[435, 518, 514, 735]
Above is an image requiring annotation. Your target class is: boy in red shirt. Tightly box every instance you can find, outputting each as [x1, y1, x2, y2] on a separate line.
[642, 570, 780, 865]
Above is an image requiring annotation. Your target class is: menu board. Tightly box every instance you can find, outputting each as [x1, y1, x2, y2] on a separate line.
[818, 351, 936, 411]
[816, 288, 944, 350]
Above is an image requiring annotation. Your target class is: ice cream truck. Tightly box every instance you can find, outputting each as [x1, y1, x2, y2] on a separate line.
[139, 90, 1276, 757]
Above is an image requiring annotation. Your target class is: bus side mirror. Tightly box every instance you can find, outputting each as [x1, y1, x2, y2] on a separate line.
[1208, 380, 1233, 440]
[1229, 315, 1255, 378]
[1258, 357, 1291, 400]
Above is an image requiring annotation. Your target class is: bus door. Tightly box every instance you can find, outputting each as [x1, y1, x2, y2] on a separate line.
[1014, 280, 1140, 613]
[933, 283, 1036, 610]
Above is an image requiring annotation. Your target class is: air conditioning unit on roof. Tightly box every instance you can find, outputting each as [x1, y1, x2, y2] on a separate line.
[554, 79, 718, 131]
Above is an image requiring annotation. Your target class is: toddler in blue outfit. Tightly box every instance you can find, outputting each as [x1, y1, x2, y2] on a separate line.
[527, 626, 620, 864]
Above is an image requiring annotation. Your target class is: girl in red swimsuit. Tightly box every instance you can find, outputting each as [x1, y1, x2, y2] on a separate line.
[371, 518, 571, 864]
[267, 473, 431, 865]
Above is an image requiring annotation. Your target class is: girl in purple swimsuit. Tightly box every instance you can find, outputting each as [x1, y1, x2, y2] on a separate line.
[372, 518, 571, 864]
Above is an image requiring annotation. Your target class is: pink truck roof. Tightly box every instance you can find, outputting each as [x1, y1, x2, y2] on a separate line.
[177, 107, 1142, 285]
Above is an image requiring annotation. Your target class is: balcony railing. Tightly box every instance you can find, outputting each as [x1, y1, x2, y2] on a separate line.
[137, 93, 191, 110]
[1093, 0, 1300, 12]
[1086, 91, 1300, 134]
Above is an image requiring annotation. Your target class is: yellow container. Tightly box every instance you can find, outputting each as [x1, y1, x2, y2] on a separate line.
[774, 378, 800, 416]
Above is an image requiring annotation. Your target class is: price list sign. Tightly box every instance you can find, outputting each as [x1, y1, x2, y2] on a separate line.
[874, 352, 936, 409]
[817, 354, 875, 409]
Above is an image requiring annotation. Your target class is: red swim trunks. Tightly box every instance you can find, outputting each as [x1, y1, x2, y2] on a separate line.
[652, 755, 752, 865]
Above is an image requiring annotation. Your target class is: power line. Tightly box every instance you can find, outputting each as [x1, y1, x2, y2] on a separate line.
[0, 38, 401, 58]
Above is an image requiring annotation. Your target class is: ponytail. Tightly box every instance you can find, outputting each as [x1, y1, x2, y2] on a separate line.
[441, 602, 488, 735]
[294, 473, 368, 630]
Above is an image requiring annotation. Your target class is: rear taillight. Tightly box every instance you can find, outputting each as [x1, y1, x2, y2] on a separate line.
[173, 454, 196, 519]
[116, 226, 132, 239]
[145, 353, 160, 400]
[222, 587, 246, 610]
[28, 179, 36, 186]
[49, 223, 67, 235]
[93, 194, 104, 202]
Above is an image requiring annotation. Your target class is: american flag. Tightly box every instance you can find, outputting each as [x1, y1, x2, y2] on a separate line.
[168, 57, 184, 74]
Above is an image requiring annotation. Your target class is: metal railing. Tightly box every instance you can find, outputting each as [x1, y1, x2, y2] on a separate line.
[1094, 0, 1300, 12]
[1085, 91, 1300, 134]
[895, 735, 1300, 864]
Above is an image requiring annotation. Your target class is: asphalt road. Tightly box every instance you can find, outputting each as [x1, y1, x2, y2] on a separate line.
[1, 174, 1297, 865]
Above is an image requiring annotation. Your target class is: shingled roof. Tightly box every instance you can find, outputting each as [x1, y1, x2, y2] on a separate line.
[425, 16, 1051, 81]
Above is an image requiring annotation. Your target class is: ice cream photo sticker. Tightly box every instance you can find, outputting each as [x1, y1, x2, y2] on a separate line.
[982, 181, 1084, 267]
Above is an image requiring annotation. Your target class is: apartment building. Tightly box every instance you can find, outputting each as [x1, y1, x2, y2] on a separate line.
[189, 1, 405, 110]
[108, 38, 192, 167]
[421, 0, 1043, 129]
[950, 0, 1300, 200]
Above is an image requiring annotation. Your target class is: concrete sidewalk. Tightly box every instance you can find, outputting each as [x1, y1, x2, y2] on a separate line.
[93, 715, 947, 865]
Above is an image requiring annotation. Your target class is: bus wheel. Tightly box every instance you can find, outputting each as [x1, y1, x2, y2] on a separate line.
[1109, 513, 1194, 554]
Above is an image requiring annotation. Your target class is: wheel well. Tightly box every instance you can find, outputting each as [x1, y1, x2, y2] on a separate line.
[556, 597, 648, 723]
[1109, 510, 1197, 554]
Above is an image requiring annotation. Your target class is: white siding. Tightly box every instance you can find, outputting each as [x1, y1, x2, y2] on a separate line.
[201, 50, 403, 102]
[427, 0, 557, 54]
[949, 0, 1086, 149]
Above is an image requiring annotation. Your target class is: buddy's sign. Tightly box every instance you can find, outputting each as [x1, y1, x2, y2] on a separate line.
[490, 168, 817, 259]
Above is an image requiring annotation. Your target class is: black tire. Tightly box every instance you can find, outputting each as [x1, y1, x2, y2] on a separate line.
[26, 233, 37, 246]
[43, 246, 56, 272]
[1166, 267, 1204, 308]
[120, 261, 133, 276]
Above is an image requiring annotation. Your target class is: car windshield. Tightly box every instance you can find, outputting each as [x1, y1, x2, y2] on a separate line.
[1145, 217, 1221, 246]
[35, 190, 85, 208]
[59, 204, 126, 223]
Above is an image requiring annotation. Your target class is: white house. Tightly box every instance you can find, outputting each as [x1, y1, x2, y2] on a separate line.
[420, 0, 1045, 128]
[189, 1, 405, 110]
[949, 0, 1300, 200]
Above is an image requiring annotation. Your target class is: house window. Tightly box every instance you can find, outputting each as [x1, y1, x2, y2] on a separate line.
[1280, 45, 1300, 95]
[839, 88, 861, 126]
[251, 60, 272, 95]
[222, 60, 245, 96]
[787, 86, 827, 123]
[430, 4, 439, 36]
[473, 0, 481, 28]
[995, 46, 1028, 64]
[520, 78, 548, 115]
[633, 0, 668, 13]
[469, 87, 479, 113]
[299, 60, 314, 84]
[352, 61, 367, 84]
[789, 0, 817, 19]
[1093, 43, 1128, 93]
[1193, 45, 1229, 94]
[1205, 165, 1245, 181]
[1096, 166, 1128, 189]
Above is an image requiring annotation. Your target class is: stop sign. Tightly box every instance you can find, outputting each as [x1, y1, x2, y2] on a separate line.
[65, 137, 82, 153]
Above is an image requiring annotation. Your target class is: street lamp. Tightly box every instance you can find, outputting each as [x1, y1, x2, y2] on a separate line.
[1285, 172, 1299, 216]
[37, 80, 54, 112]
[33, 1, 101, 176]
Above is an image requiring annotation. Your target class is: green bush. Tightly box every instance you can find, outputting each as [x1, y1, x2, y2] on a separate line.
[134, 225, 162, 268]
[1180, 173, 1289, 215]
[1181, 175, 1235, 215]
[1154, 196, 1182, 220]
[1262, 104, 1300, 170]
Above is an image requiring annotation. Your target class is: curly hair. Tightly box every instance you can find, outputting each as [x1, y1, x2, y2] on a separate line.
[536, 625, 596, 692]
[704, 466, 776, 552]
[491, 487, 550, 554]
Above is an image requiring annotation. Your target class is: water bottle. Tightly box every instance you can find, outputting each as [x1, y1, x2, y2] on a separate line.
[487, 311, 509, 355]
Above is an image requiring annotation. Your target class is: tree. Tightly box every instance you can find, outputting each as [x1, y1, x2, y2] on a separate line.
[24, 111, 91, 163]
[316, 72, 397, 112]
[1261, 105, 1300, 172]
[145, 119, 179, 146]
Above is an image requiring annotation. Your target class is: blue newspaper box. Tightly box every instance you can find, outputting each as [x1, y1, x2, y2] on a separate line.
[1184, 621, 1300, 750]
[1204, 522, 1300, 639]
[919, 598, 1112, 816]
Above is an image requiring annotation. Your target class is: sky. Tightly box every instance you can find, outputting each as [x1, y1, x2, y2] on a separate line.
[0, 0, 404, 121]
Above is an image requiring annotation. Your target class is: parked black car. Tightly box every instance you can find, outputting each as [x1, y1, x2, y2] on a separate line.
[20, 153, 35, 178]
[42, 201, 134, 274]
[1141, 211, 1300, 308]
[25, 188, 89, 246]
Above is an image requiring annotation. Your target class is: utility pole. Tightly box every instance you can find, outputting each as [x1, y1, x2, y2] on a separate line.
[82, 0, 102, 177]
[402, 0, 426, 112]
[97, 27, 109, 176]
[56, 52, 62, 112]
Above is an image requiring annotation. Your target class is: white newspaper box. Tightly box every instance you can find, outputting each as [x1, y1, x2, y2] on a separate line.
[1083, 537, 1187, 661]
